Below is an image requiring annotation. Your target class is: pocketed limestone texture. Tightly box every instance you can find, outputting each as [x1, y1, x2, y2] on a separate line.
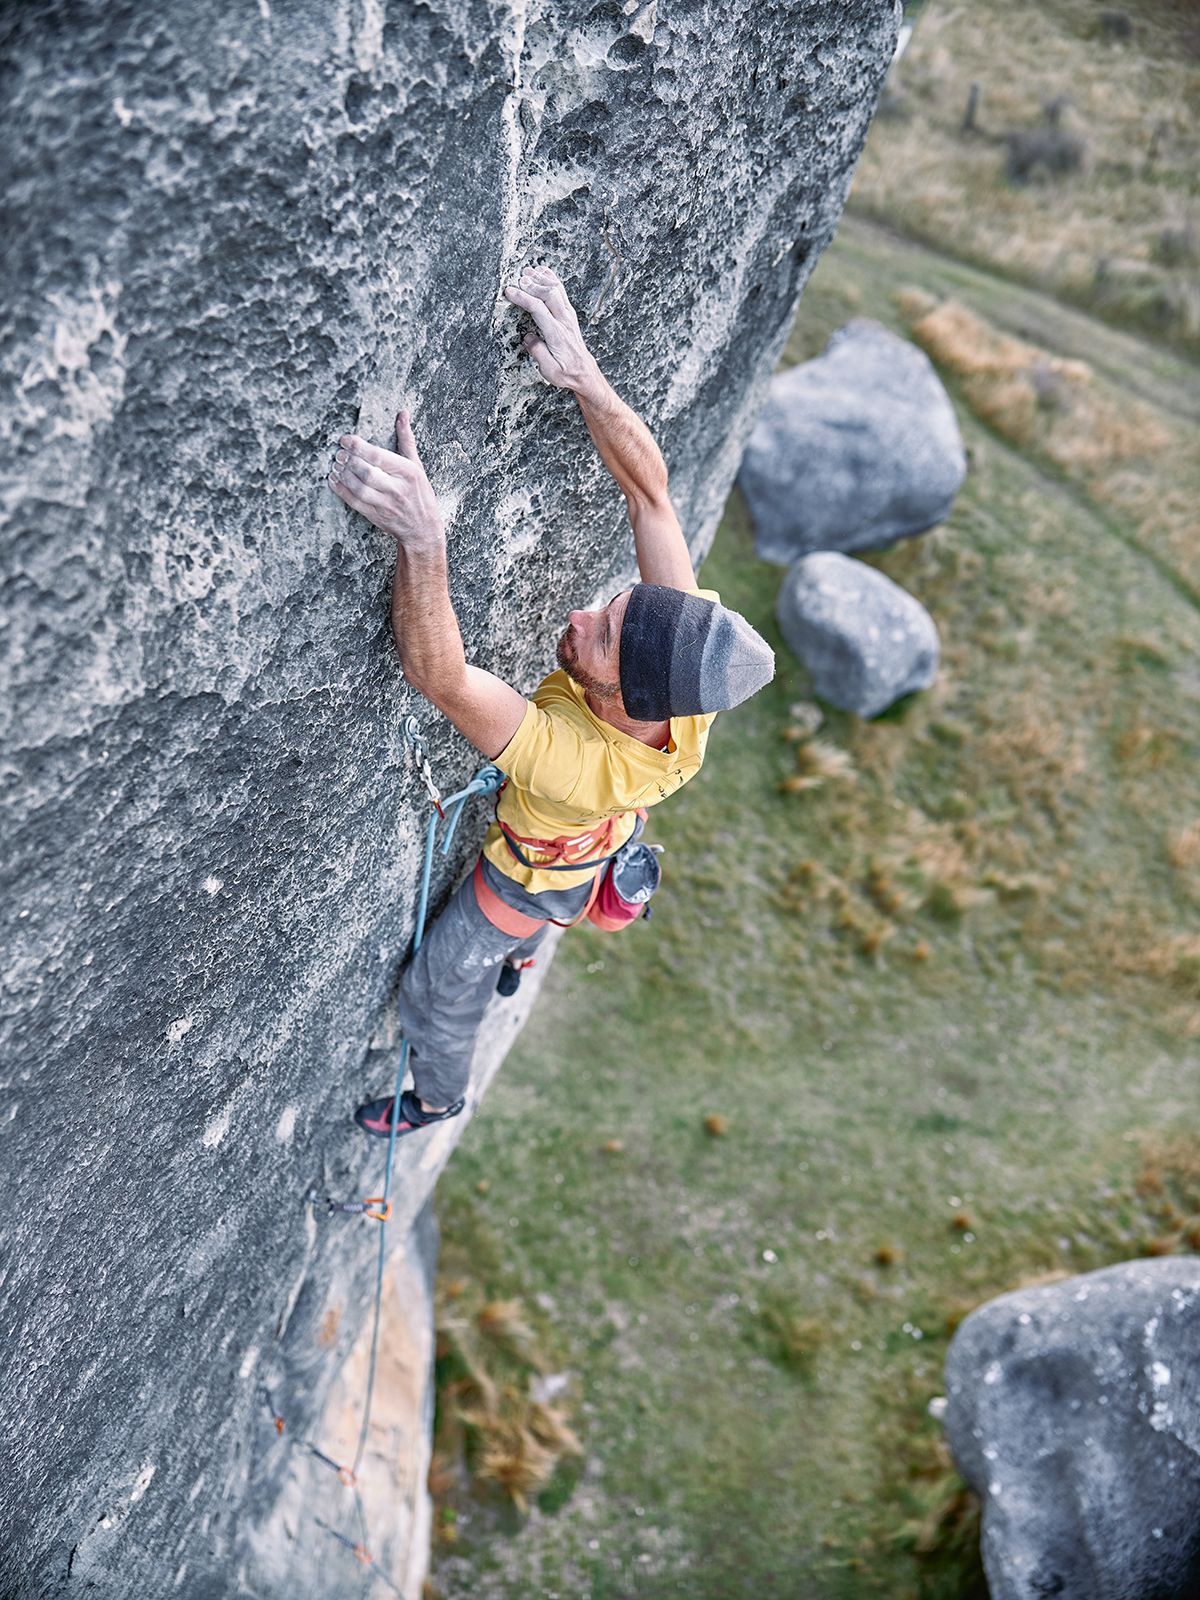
[944, 1260, 1200, 1600]
[0, 3, 899, 1594]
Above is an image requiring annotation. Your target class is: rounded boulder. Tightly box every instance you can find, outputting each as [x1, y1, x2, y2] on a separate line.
[944, 1258, 1200, 1600]
[775, 551, 939, 717]
[738, 318, 966, 563]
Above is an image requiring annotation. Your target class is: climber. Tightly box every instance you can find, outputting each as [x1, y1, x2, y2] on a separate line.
[326, 263, 774, 1138]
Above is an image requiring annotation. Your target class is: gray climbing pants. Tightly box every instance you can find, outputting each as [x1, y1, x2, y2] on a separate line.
[396, 853, 596, 1106]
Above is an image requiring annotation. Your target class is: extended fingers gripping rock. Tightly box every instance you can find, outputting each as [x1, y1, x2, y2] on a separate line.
[503, 266, 593, 391]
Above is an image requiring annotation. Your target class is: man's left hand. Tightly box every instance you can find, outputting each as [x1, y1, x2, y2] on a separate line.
[327, 411, 444, 548]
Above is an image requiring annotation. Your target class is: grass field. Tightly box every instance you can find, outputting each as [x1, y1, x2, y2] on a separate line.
[852, 0, 1200, 354]
[426, 6, 1200, 1594]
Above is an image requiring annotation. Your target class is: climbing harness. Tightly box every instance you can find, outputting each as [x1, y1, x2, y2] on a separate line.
[471, 853, 603, 934]
[265, 722, 506, 1592]
[492, 776, 630, 872]
[475, 780, 661, 936]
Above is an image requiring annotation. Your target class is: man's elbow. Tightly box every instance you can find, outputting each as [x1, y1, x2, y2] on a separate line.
[392, 629, 453, 697]
[404, 657, 467, 704]
[396, 643, 435, 696]
[394, 637, 426, 692]
[626, 472, 672, 519]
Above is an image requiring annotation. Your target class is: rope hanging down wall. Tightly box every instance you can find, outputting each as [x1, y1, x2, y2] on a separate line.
[264, 720, 506, 1593]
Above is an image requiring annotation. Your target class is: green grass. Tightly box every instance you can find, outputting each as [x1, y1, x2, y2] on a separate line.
[851, 0, 1200, 355]
[428, 356, 1199, 1596]
[427, 21, 1200, 1591]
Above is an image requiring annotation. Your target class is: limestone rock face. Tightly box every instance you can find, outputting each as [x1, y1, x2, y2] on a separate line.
[737, 318, 966, 562]
[775, 550, 939, 716]
[944, 1259, 1200, 1600]
[0, 3, 899, 1594]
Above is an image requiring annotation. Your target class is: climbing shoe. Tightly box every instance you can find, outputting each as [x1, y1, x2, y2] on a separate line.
[354, 1087, 465, 1139]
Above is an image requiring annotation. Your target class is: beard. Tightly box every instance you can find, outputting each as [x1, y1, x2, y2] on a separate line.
[556, 625, 620, 700]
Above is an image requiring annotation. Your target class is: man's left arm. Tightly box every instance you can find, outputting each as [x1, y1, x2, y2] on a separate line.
[328, 413, 527, 761]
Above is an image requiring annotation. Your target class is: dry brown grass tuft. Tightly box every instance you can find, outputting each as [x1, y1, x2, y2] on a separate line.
[1142, 1233, 1183, 1258]
[1136, 1132, 1200, 1232]
[462, 1388, 583, 1513]
[899, 293, 1092, 448]
[433, 1271, 583, 1518]
[1114, 721, 1184, 774]
[893, 284, 938, 323]
[527, 1399, 583, 1459]
[1167, 820, 1200, 872]
[858, 921, 896, 960]
[900, 292, 1172, 471]
[468, 1412, 560, 1512]
[757, 1295, 828, 1376]
[438, 1337, 499, 1418]
[974, 695, 1090, 825]
[781, 738, 859, 796]
[1121, 932, 1200, 1000]
[477, 1298, 538, 1362]
[894, 287, 1198, 594]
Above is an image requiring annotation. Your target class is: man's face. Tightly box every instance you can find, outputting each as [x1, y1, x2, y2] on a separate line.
[556, 588, 632, 701]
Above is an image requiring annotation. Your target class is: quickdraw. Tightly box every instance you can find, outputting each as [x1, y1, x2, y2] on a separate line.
[307, 1188, 392, 1223]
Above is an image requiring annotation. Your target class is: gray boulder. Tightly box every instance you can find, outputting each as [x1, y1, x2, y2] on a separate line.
[738, 317, 966, 562]
[775, 551, 938, 716]
[944, 1258, 1200, 1600]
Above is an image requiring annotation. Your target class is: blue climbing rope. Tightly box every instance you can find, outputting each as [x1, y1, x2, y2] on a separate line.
[351, 747, 505, 1478]
[272, 723, 506, 1589]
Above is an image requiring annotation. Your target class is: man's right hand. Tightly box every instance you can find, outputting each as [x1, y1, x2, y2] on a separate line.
[503, 265, 599, 394]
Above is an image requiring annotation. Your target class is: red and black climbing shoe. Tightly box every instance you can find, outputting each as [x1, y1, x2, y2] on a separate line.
[354, 1087, 466, 1139]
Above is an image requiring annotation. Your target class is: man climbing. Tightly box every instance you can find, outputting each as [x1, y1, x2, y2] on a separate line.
[326, 264, 774, 1138]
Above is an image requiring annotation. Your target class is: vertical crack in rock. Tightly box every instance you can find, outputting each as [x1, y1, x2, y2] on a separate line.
[0, 3, 899, 1595]
[496, 0, 531, 289]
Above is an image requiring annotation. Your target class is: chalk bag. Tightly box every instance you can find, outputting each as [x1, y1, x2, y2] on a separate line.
[587, 840, 663, 931]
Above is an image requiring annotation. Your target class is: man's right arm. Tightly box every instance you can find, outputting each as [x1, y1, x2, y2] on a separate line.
[503, 265, 696, 591]
[573, 367, 696, 590]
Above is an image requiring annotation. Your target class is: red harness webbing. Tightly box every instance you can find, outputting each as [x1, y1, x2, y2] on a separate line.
[471, 777, 650, 936]
[472, 855, 602, 934]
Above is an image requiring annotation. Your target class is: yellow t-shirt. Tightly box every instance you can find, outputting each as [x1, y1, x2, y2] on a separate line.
[482, 586, 721, 894]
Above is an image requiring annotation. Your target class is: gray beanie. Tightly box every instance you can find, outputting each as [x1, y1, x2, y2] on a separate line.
[619, 584, 775, 721]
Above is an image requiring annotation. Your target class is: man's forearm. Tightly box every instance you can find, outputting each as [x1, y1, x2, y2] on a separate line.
[574, 359, 669, 506]
[389, 538, 467, 689]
